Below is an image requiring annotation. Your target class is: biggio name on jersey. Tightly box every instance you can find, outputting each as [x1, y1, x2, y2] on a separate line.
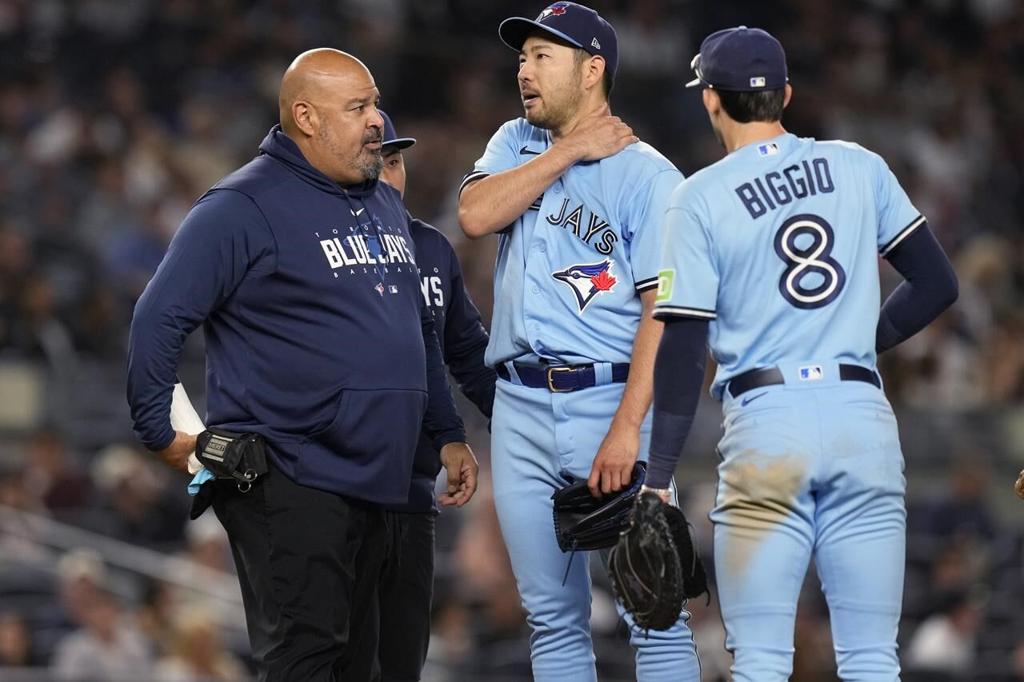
[736, 157, 835, 219]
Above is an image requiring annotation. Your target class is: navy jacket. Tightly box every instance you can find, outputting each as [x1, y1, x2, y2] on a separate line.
[388, 218, 496, 513]
[127, 126, 465, 505]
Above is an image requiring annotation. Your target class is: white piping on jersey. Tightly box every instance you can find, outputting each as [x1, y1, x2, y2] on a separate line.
[458, 171, 489, 195]
[635, 277, 660, 291]
[653, 306, 717, 319]
[880, 214, 926, 257]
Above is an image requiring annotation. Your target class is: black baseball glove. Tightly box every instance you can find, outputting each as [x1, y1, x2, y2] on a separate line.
[608, 492, 709, 631]
[552, 462, 646, 552]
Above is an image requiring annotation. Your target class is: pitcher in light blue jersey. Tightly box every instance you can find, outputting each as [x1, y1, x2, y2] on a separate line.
[458, 3, 700, 681]
[644, 26, 958, 682]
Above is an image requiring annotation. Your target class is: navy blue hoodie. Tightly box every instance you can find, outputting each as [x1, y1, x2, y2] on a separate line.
[127, 126, 465, 505]
[388, 218, 496, 513]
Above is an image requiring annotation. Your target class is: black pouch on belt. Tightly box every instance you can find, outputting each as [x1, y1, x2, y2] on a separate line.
[190, 428, 268, 520]
[195, 428, 268, 490]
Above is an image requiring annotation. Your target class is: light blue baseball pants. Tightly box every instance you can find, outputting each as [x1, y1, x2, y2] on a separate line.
[491, 375, 701, 682]
[711, 362, 906, 681]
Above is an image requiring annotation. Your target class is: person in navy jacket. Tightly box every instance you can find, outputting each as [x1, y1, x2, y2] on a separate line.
[126, 50, 478, 682]
[374, 110, 496, 681]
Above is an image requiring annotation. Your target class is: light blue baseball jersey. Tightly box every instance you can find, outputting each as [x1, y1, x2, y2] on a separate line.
[462, 118, 684, 367]
[654, 132, 924, 397]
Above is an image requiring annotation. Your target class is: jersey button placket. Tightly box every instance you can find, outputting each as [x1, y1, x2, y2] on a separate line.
[525, 216, 554, 353]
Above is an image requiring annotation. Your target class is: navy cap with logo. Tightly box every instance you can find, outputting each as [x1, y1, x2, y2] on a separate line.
[685, 26, 787, 92]
[379, 110, 416, 151]
[498, 2, 618, 79]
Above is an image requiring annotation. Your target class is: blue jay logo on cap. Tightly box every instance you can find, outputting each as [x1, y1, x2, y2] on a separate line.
[538, 2, 569, 21]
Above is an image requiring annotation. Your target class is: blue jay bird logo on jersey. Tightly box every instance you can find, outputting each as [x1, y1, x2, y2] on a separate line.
[553, 260, 618, 313]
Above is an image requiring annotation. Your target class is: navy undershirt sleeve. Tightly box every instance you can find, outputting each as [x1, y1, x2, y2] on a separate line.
[876, 224, 959, 354]
[646, 318, 709, 489]
[420, 279, 467, 451]
[442, 240, 496, 418]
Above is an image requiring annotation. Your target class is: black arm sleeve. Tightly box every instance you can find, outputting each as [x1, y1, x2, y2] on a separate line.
[443, 246, 496, 418]
[420, 299, 467, 451]
[646, 318, 710, 489]
[876, 223, 959, 354]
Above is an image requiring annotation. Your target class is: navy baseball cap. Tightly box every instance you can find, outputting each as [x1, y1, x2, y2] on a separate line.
[499, 2, 618, 79]
[685, 26, 787, 91]
[379, 110, 416, 151]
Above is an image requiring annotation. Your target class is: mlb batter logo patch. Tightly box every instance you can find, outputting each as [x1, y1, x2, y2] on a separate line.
[758, 142, 779, 157]
[553, 259, 617, 313]
[799, 365, 823, 381]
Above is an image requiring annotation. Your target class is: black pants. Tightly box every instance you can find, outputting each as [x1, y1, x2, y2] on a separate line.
[377, 511, 435, 681]
[211, 462, 387, 682]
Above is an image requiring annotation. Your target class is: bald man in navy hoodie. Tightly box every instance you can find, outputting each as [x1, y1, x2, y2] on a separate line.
[127, 49, 478, 682]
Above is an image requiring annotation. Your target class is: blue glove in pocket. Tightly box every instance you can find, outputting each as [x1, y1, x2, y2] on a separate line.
[187, 468, 215, 496]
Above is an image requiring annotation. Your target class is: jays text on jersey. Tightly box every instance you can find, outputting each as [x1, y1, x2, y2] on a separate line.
[462, 117, 683, 367]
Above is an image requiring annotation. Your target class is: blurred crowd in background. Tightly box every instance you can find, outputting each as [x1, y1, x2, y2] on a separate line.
[0, 0, 1022, 680]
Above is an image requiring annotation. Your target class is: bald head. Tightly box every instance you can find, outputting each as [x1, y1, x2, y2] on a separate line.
[277, 48, 385, 185]
[279, 49, 373, 134]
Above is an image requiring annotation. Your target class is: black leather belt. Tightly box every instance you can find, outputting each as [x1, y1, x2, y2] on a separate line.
[496, 362, 629, 393]
[728, 364, 880, 398]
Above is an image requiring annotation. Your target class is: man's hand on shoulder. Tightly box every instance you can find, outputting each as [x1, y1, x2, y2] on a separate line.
[556, 105, 638, 163]
[156, 431, 197, 474]
[439, 442, 479, 507]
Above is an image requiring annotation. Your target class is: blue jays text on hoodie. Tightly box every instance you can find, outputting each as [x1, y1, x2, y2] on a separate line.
[387, 217, 496, 514]
[126, 126, 465, 505]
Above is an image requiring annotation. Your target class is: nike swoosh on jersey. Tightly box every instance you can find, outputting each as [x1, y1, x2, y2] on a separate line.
[519, 146, 542, 155]
[741, 391, 769, 406]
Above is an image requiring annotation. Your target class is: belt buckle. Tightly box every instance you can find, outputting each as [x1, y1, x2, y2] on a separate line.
[546, 366, 575, 393]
